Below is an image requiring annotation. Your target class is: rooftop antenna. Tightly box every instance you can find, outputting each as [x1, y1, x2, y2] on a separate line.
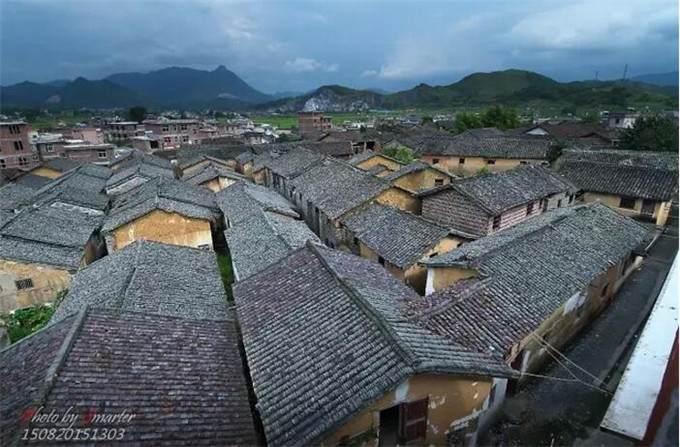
[621, 63, 628, 82]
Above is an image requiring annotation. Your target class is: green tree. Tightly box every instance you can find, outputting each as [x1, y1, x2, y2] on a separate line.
[476, 166, 491, 177]
[455, 112, 484, 132]
[619, 116, 679, 152]
[125, 106, 147, 123]
[481, 106, 520, 129]
[421, 116, 433, 125]
[383, 145, 417, 164]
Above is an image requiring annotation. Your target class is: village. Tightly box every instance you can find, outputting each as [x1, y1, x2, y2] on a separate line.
[0, 108, 677, 447]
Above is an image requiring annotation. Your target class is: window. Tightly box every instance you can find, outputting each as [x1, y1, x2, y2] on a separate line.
[162, 125, 169, 132]
[402, 399, 429, 444]
[492, 215, 501, 230]
[619, 197, 636, 210]
[0, 158, 5, 168]
[432, 158, 440, 164]
[486, 159, 496, 165]
[15, 278, 34, 290]
[520, 160, 528, 165]
[8, 124, 21, 134]
[182, 136, 189, 143]
[45, 144, 53, 153]
[13, 140, 24, 151]
[353, 237, 359, 246]
[557, 199, 562, 208]
[378, 256, 385, 266]
[181, 124, 188, 131]
[434, 179, 444, 187]
[429, 252, 438, 258]
[526, 203, 534, 215]
[568, 194, 574, 204]
[97, 150, 107, 159]
[459, 157, 465, 165]
[18, 157, 28, 166]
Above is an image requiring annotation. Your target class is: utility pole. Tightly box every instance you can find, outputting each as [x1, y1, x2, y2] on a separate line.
[622, 64, 628, 82]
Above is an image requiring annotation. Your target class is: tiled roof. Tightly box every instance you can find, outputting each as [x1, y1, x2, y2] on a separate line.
[442, 134, 553, 159]
[262, 147, 324, 179]
[182, 163, 246, 186]
[109, 152, 173, 171]
[562, 149, 679, 170]
[367, 164, 389, 175]
[52, 240, 228, 321]
[0, 308, 258, 446]
[297, 141, 355, 157]
[424, 165, 576, 215]
[105, 163, 175, 190]
[216, 181, 299, 225]
[342, 203, 451, 268]
[103, 177, 217, 232]
[384, 160, 455, 182]
[13, 173, 52, 190]
[290, 159, 392, 220]
[0, 183, 36, 210]
[177, 144, 252, 167]
[233, 242, 513, 446]
[42, 158, 82, 172]
[0, 206, 102, 269]
[560, 162, 678, 201]
[415, 203, 649, 358]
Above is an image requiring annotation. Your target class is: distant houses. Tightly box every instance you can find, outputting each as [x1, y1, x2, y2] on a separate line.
[421, 165, 577, 239]
[558, 149, 678, 226]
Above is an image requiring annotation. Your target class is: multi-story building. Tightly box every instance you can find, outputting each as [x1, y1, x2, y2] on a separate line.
[61, 143, 116, 165]
[298, 111, 332, 133]
[0, 122, 40, 170]
[143, 119, 200, 149]
[104, 121, 144, 142]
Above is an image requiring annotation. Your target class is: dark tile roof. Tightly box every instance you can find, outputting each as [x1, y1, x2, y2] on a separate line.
[424, 165, 576, 215]
[347, 149, 404, 168]
[394, 132, 458, 155]
[177, 144, 253, 167]
[415, 203, 649, 358]
[384, 160, 455, 182]
[529, 122, 615, 140]
[235, 151, 256, 164]
[233, 242, 513, 446]
[0, 308, 258, 446]
[182, 163, 246, 186]
[442, 134, 553, 159]
[109, 152, 173, 171]
[105, 163, 175, 191]
[262, 147, 324, 179]
[42, 158, 82, 172]
[28, 170, 110, 213]
[13, 173, 52, 190]
[52, 240, 228, 321]
[103, 177, 217, 233]
[0, 183, 36, 210]
[297, 141, 355, 157]
[560, 162, 678, 201]
[562, 149, 678, 170]
[216, 181, 299, 225]
[290, 159, 392, 220]
[0, 206, 102, 269]
[342, 203, 451, 268]
[367, 164, 389, 175]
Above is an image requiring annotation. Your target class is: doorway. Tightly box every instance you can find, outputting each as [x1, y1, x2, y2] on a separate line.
[379, 405, 400, 446]
[641, 199, 656, 220]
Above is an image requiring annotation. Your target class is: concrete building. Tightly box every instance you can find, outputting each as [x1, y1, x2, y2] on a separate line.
[143, 119, 200, 149]
[298, 111, 332, 133]
[0, 122, 40, 170]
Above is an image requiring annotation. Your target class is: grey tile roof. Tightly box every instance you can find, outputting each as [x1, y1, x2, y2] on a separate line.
[560, 162, 678, 202]
[384, 160, 455, 182]
[29, 171, 110, 212]
[342, 203, 451, 268]
[367, 164, 389, 175]
[233, 242, 513, 446]
[182, 163, 246, 186]
[177, 144, 252, 167]
[110, 152, 173, 171]
[225, 211, 319, 280]
[346, 149, 403, 168]
[216, 181, 300, 225]
[424, 165, 576, 215]
[263, 147, 324, 179]
[1, 308, 258, 446]
[235, 151, 256, 164]
[52, 240, 228, 322]
[13, 173, 52, 190]
[0, 206, 102, 269]
[297, 141, 355, 157]
[42, 158, 82, 172]
[290, 159, 392, 220]
[0, 183, 36, 210]
[561, 149, 679, 170]
[105, 163, 175, 190]
[103, 177, 217, 233]
[414, 203, 649, 358]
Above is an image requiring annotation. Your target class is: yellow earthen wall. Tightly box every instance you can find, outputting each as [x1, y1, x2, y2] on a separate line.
[0, 260, 71, 313]
[110, 210, 213, 251]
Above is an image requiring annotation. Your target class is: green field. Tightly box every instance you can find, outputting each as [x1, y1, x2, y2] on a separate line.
[26, 112, 93, 130]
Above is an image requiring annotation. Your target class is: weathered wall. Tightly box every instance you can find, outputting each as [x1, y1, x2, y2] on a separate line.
[422, 189, 490, 237]
[0, 260, 71, 313]
[422, 155, 543, 177]
[375, 187, 421, 215]
[426, 266, 478, 295]
[201, 176, 238, 193]
[253, 169, 266, 185]
[109, 210, 213, 251]
[507, 252, 643, 376]
[356, 156, 402, 173]
[323, 373, 493, 447]
[393, 168, 453, 191]
[582, 192, 671, 226]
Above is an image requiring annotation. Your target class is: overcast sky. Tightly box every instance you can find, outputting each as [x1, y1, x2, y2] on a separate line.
[1, 0, 677, 93]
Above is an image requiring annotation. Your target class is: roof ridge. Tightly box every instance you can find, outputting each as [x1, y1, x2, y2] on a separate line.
[305, 241, 416, 366]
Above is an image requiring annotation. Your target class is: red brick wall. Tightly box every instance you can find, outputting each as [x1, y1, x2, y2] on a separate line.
[422, 189, 490, 237]
[0, 123, 39, 170]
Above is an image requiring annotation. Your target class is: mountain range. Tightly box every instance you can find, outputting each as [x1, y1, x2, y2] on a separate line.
[1, 66, 677, 113]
